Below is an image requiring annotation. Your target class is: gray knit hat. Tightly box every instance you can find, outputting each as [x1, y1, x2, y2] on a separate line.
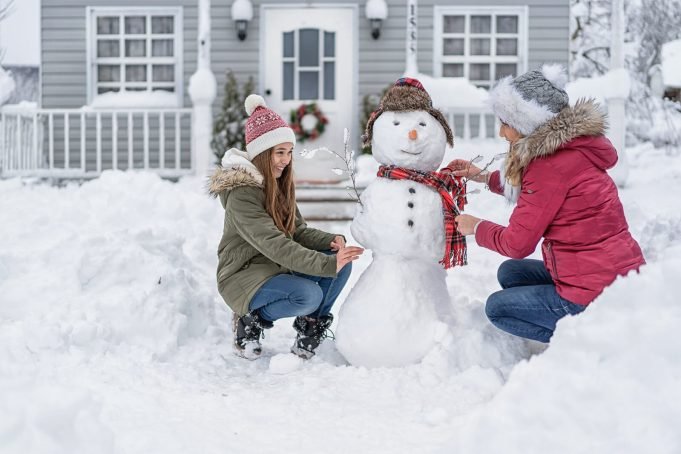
[488, 64, 570, 136]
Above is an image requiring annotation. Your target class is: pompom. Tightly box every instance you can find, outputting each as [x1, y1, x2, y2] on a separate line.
[245, 94, 266, 116]
[541, 64, 568, 89]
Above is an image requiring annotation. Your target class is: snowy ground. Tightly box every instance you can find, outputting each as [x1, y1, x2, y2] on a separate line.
[1, 139, 680, 454]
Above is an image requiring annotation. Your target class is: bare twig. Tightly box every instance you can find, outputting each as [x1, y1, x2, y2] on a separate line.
[299, 128, 364, 207]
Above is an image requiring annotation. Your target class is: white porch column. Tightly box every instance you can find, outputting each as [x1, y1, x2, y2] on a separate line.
[607, 0, 629, 187]
[405, 0, 418, 76]
[189, 0, 217, 178]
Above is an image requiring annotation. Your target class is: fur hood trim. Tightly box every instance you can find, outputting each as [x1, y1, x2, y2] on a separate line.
[500, 99, 607, 203]
[208, 148, 263, 197]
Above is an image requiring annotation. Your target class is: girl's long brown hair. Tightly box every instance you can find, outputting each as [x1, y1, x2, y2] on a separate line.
[252, 147, 296, 235]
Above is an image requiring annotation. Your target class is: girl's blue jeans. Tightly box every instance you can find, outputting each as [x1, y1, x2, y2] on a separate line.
[249, 251, 352, 322]
[485, 259, 587, 343]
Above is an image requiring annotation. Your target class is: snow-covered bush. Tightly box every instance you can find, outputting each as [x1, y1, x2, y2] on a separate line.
[570, 0, 681, 148]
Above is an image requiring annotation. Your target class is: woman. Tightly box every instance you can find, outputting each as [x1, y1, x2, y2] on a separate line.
[209, 94, 363, 360]
[449, 64, 645, 343]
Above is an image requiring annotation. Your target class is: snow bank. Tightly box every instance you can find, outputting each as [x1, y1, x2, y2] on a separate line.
[0, 172, 223, 362]
[661, 39, 681, 88]
[452, 237, 681, 454]
[565, 68, 631, 105]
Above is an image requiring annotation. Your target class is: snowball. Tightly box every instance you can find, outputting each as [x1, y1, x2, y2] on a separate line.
[268, 353, 304, 374]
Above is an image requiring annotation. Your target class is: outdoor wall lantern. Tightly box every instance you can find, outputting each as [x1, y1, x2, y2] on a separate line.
[366, 0, 388, 40]
[232, 0, 253, 41]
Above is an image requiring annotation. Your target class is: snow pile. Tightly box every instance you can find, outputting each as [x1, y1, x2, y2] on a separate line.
[88, 90, 179, 109]
[661, 39, 681, 88]
[565, 68, 631, 105]
[0, 172, 223, 362]
[0, 65, 16, 105]
[452, 235, 681, 454]
[405, 73, 489, 109]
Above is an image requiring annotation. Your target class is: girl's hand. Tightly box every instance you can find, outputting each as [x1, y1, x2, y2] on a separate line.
[336, 246, 364, 272]
[455, 214, 482, 236]
[445, 159, 487, 183]
[330, 235, 346, 251]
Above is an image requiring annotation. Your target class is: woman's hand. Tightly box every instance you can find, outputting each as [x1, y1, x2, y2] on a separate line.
[330, 235, 346, 251]
[455, 214, 482, 236]
[445, 159, 488, 183]
[336, 246, 364, 272]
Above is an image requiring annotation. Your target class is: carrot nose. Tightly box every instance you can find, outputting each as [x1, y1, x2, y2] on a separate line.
[408, 129, 418, 140]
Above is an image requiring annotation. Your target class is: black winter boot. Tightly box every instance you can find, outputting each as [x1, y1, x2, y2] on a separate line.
[291, 314, 334, 359]
[232, 312, 273, 360]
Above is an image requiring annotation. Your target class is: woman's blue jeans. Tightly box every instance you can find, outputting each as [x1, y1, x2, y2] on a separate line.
[249, 252, 352, 322]
[485, 259, 587, 343]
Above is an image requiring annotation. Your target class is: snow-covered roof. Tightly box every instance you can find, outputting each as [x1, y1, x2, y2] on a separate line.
[661, 39, 681, 88]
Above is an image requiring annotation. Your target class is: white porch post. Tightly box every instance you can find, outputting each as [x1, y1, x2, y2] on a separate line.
[189, 0, 218, 178]
[607, 0, 629, 187]
[405, 0, 418, 76]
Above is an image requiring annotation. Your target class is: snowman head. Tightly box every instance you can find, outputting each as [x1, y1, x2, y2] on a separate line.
[364, 78, 454, 172]
[371, 111, 447, 171]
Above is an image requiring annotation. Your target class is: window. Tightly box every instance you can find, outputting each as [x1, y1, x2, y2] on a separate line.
[87, 7, 183, 105]
[434, 6, 527, 88]
[282, 28, 336, 101]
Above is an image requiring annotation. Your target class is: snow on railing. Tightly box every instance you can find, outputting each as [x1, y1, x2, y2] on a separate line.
[0, 106, 193, 179]
[440, 106, 500, 140]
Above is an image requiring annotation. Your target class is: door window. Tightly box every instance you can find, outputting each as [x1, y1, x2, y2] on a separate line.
[282, 28, 336, 101]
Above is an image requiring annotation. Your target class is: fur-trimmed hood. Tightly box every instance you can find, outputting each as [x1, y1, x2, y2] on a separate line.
[512, 98, 608, 163]
[500, 99, 610, 202]
[208, 148, 263, 205]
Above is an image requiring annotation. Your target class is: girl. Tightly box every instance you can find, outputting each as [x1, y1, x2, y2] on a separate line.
[449, 64, 645, 343]
[209, 94, 363, 359]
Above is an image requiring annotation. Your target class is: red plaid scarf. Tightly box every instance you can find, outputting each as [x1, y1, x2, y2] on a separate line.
[377, 165, 467, 269]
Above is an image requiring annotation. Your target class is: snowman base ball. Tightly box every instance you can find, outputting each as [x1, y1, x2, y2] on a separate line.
[336, 256, 450, 368]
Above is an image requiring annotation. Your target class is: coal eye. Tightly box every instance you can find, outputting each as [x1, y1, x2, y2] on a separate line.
[419, 121, 427, 127]
[393, 120, 400, 126]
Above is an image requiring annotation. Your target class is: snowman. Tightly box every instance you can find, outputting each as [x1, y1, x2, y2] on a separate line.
[336, 78, 467, 368]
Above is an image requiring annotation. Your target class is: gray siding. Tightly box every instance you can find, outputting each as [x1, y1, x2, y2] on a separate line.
[43, 0, 569, 110]
[41, 0, 568, 170]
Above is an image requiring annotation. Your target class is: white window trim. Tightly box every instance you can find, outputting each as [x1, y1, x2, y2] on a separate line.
[85, 6, 184, 107]
[433, 5, 528, 85]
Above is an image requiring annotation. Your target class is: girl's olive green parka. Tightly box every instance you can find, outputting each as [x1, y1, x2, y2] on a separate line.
[209, 159, 339, 316]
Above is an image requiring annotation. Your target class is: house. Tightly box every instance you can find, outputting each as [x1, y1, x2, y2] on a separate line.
[1, 0, 569, 180]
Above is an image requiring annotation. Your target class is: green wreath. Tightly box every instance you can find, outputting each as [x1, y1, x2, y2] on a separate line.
[289, 102, 329, 142]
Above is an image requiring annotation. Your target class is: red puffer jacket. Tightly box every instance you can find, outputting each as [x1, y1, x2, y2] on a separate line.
[475, 101, 645, 305]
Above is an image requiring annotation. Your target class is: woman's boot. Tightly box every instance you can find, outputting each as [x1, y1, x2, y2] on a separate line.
[291, 314, 334, 359]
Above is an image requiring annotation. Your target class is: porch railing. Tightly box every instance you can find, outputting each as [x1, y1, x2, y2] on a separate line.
[441, 106, 500, 140]
[0, 106, 193, 179]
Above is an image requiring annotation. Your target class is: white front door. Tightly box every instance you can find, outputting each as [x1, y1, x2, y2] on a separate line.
[262, 6, 356, 183]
